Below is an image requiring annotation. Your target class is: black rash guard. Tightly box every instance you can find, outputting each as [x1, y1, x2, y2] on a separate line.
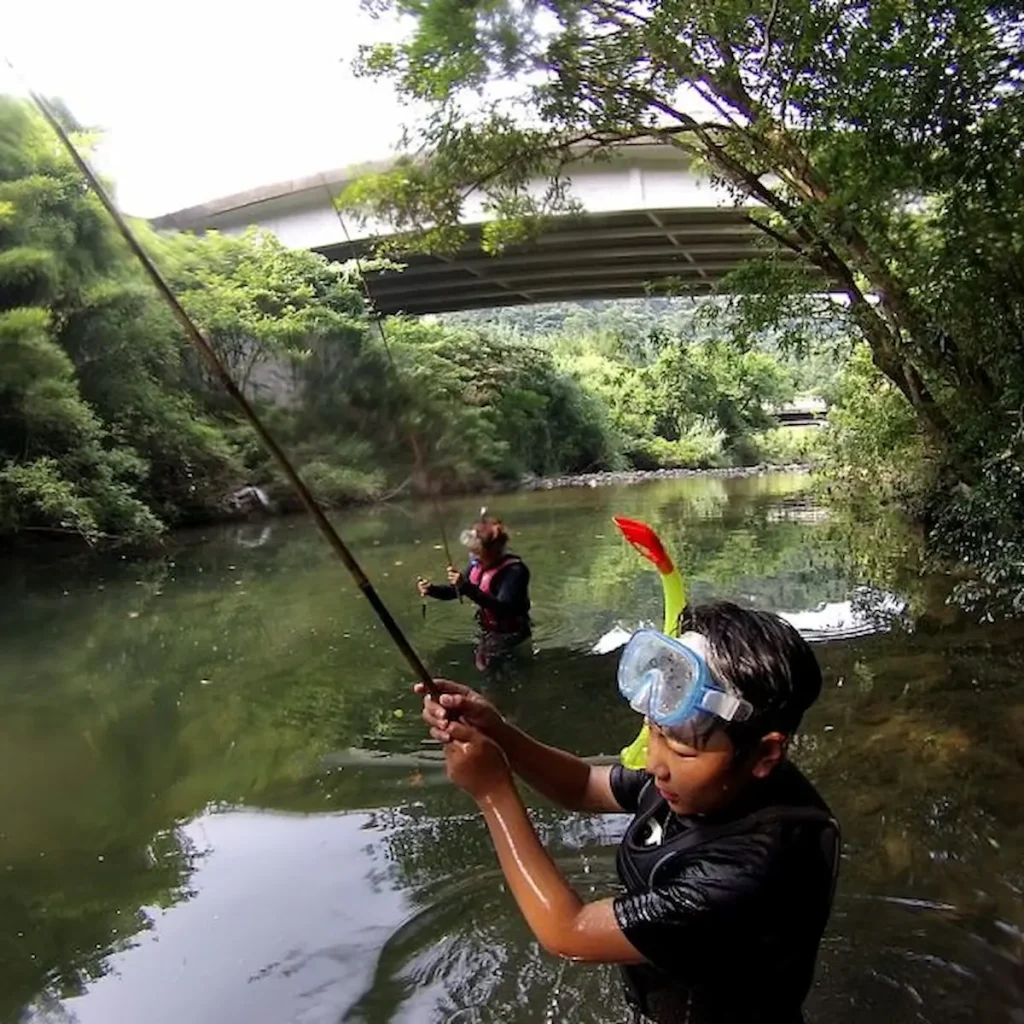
[609, 760, 839, 1024]
[426, 556, 531, 635]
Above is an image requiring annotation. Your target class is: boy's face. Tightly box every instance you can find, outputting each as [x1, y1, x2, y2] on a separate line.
[644, 720, 786, 816]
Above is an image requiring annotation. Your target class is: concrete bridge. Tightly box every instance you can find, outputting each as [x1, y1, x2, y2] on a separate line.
[153, 141, 800, 315]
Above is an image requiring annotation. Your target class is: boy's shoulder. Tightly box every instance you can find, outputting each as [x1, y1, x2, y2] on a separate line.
[761, 759, 833, 817]
[676, 763, 838, 904]
[609, 763, 656, 813]
[702, 761, 835, 847]
[622, 763, 836, 911]
[616, 760, 834, 858]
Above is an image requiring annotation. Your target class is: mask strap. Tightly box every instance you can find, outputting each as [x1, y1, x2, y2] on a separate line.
[678, 632, 753, 723]
[676, 630, 710, 658]
[700, 689, 753, 722]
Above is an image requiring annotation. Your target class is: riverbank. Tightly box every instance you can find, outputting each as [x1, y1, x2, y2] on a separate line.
[268, 461, 817, 513]
[0, 463, 817, 553]
[516, 462, 814, 492]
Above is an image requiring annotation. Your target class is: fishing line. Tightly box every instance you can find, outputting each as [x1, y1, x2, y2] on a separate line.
[11, 60, 439, 696]
[320, 178, 462, 606]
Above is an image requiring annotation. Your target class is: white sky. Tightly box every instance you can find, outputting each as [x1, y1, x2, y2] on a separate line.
[2, 0, 410, 216]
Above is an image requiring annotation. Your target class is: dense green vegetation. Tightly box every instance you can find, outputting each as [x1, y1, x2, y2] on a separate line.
[443, 300, 837, 467]
[346, 0, 1024, 597]
[443, 300, 843, 397]
[0, 95, 822, 547]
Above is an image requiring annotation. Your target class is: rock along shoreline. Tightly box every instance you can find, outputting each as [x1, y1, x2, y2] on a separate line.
[513, 463, 814, 493]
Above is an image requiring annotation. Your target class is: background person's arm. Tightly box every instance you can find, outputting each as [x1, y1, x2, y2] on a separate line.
[423, 562, 474, 600]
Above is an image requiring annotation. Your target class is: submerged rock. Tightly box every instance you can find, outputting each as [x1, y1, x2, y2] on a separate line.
[222, 485, 274, 518]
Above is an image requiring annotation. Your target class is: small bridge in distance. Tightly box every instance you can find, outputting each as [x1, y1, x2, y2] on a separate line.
[769, 398, 829, 428]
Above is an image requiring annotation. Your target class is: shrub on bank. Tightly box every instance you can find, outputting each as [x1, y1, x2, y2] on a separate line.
[818, 346, 936, 504]
[626, 423, 728, 470]
[291, 460, 387, 507]
[754, 426, 825, 467]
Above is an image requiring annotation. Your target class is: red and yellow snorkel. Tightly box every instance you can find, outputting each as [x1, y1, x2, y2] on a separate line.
[612, 517, 688, 769]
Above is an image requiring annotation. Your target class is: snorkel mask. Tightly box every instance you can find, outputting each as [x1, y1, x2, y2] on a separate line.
[617, 629, 753, 732]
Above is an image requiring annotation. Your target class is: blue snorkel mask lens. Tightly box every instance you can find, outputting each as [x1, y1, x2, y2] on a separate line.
[617, 629, 754, 730]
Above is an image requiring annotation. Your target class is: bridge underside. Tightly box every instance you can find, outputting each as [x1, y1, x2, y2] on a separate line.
[317, 207, 791, 316]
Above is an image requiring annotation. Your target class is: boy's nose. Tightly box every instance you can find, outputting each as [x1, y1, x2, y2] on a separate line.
[645, 749, 670, 781]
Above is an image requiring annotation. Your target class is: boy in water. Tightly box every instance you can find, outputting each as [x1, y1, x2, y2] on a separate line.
[417, 602, 839, 1024]
[417, 514, 531, 671]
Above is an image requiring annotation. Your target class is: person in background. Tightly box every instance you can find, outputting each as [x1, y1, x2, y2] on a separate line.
[416, 602, 840, 1023]
[417, 513, 531, 671]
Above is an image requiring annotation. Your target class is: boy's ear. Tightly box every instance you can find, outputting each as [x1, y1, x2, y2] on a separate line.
[749, 732, 788, 778]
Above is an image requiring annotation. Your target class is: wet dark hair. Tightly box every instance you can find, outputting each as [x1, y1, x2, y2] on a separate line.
[474, 516, 508, 551]
[676, 601, 822, 751]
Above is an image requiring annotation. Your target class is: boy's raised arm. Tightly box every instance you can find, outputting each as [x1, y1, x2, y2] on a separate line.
[418, 680, 625, 813]
[445, 721, 647, 963]
[494, 722, 622, 813]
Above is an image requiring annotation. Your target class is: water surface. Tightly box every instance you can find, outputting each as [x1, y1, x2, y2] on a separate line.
[2, 473, 1022, 1023]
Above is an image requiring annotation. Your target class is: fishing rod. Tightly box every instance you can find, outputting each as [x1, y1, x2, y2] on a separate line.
[14, 67, 439, 697]
[320, 183, 461, 595]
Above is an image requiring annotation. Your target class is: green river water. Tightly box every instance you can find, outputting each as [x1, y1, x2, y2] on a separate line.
[1, 472, 1022, 1023]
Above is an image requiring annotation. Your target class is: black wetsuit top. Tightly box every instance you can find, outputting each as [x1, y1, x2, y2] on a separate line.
[610, 761, 839, 1024]
[426, 555, 531, 635]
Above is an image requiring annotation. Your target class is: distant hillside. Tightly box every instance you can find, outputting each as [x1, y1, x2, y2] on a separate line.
[440, 298, 848, 396]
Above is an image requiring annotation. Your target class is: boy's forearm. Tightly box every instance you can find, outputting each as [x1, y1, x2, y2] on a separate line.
[476, 781, 645, 963]
[492, 718, 592, 809]
[478, 781, 584, 951]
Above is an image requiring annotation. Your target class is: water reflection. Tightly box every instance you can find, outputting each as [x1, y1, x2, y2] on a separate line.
[23, 811, 410, 1024]
[2, 473, 1023, 1023]
[592, 585, 911, 655]
[781, 588, 909, 641]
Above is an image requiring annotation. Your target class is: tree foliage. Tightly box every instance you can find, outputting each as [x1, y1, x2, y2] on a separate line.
[1, 93, 821, 547]
[345, 0, 1024, 483]
[450, 301, 799, 467]
[384, 317, 618, 480]
[445, 296, 845, 392]
[0, 97, 215, 542]
[154, 229, 367, 399]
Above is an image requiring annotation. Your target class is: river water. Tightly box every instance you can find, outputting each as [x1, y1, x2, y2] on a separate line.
[1, 473, 1022, 1024]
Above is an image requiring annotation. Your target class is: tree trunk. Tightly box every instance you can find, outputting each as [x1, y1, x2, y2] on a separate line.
[846, 301, 953, 444]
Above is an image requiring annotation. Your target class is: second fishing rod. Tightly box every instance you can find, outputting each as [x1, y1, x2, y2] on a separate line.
[322, 181, 464, 609]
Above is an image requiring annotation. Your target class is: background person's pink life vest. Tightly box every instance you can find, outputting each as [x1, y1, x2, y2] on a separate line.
[467, 556, 528, 633]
